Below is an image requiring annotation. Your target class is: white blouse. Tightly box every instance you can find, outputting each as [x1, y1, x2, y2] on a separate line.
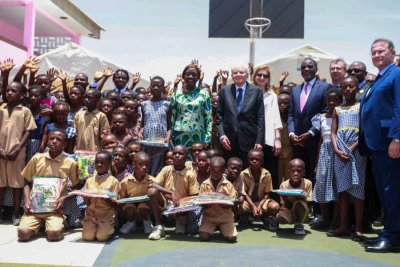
[263, 91, 283, 146]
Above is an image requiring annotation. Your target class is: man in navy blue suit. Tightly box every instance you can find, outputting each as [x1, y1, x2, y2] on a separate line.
[288, 58, 331, 181]
[361, 38, 400, 253]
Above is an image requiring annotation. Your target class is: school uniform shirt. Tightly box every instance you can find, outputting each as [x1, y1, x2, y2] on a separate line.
[223, 173, 246, 198]
[84, 173, 120, 219]
[279, 178, 312, 204]
[73, 109, 110, 152]
[21, 152, 80, 195]
[0, 104, 37, 160]
[240, 168, 273, 202]
[119, 173, 154, 198]
[153, 165, 199, 199]
[199, 177, 236, 219]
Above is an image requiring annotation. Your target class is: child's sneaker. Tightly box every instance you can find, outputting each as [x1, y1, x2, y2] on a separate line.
[12, 214, 20, 226]
[119, 221, 137, 234]
[149, 225, 165, 240]
[143, 219, 153, 234]
[174, 221, 186, 234]
[268, 216, 278, 231]
[294, 223, 306, 235]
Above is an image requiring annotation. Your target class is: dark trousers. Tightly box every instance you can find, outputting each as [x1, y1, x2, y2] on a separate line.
[263, 145, 279, 189]
[370, 150, 400, 244]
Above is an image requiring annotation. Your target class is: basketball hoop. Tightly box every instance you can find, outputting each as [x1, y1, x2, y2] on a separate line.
[245, 17, 271, 39]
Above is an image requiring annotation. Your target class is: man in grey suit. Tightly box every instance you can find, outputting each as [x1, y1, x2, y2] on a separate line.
[216, 66, 265, 167]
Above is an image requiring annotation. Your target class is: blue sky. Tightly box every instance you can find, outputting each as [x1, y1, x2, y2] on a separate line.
[73, 0, 400, 84]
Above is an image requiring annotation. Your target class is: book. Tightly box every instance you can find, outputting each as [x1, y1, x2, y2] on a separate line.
[273, 189, 306, 197]
[30, 176, 65, 213]
[75, 150, 96, 180]
[116, 195, 150, 204]
[162, 204, 201, 216]
[179, 193, 236, 206]
[68, 189, 118, 199]
[137, 140, 168, 148]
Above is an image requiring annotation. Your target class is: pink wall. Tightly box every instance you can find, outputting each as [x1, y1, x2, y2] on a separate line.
[0, 19, 24, 45]
[0, 41, 27, 64]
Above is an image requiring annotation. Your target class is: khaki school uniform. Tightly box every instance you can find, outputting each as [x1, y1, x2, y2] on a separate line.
[18, 152, 79, 234]
[82, 174, 119, 241]
[0, 104, 37, 188]
[119, 173, 154, 214]
[277, 178, 312, 224]
[199, 177, 237, 237]
[73, 109, 110, 152]
[154, 165, 199, 200]
[239, 168, 273, 213]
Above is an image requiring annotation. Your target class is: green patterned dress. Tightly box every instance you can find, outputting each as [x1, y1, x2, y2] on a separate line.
[171, 88, 212, 154]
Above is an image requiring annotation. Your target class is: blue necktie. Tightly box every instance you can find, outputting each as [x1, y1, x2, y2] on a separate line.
[237, 88, 243, 111]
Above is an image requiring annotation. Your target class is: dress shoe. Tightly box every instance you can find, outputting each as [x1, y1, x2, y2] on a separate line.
[309, 217, 324, 226]
[361, 237, 381, 246]
[365, 240, 400, 253]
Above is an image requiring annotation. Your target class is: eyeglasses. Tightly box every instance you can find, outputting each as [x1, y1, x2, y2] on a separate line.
[256, 73, 270, 78]
[347, 69, 365, 74]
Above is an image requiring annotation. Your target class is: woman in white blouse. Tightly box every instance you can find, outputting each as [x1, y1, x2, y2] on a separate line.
[252, 65, 282, 189]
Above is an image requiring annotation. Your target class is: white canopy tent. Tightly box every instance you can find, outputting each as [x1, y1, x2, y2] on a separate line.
[256, 44, 338, 87]
[30, 42, 149, 90]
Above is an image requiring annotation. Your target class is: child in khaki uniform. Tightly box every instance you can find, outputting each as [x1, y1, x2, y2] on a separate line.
[199, 156, 237, 242]
[150, 145, 199, 238]
[0, 81, 37, 225]
[82, 151, 119, 241]
[224, 157, 246, 216]
[119, 152, 154, 235]
[18, 130, 79, 241]
[276, 159, 312, 235]
[73, 89, 110, 151]
[239, 149, 280, 228]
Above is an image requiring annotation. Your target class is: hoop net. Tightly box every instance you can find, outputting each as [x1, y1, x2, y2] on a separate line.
[245, 0, 271, 38]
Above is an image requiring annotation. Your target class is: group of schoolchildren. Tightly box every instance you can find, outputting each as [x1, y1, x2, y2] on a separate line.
[0, 57, 313, 243]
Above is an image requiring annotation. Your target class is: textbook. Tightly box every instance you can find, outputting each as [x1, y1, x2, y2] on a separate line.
[116, 195, 150, 204]
[137, 140, 168, 147]
[273, 189, 306, 197]
[30, 176, 65, 213]
[68, 189, 118, 199]
[75, 150, 96, 180]
[179, 193, 236, 206]
[163, 204, 201, 215]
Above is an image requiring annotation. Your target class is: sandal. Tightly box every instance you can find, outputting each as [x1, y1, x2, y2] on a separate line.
[326, 230, 351, 237]
[351, 233, 366, 242]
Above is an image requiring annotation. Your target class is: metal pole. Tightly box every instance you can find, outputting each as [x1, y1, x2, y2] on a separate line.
[250, 38, 255, 65]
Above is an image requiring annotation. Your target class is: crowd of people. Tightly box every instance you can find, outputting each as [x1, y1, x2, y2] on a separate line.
[0, 37, 399, 253]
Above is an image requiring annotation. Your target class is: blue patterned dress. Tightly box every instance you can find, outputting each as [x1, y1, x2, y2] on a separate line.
[142, 100, 170, 176]
[333, 103, 366, 200]
[311, 113, 337, 203]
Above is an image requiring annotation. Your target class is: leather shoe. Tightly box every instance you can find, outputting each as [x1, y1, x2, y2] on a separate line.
[309, 217, 324, 226]
[361, 237, 381, 246]
[365, 240, 400, 253]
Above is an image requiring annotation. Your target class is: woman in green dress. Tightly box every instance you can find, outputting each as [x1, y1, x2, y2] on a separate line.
[170, 64, 212, 156]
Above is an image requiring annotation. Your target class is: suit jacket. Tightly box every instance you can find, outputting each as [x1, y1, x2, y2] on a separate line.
[288, 79, 331, 136]
[360, 64, 400, 151]
[216, 82, 265, 152]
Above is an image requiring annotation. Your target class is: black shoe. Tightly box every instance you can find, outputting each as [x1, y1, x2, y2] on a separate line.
[309, 217, 324, 226]
[365, 240, 400, 253]
[362, 237, 381, 246]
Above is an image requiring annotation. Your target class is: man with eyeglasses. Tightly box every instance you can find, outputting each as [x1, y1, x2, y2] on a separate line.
[360, 38, 400, 253]
[347, 61, 370, 101]
[329, 58, 347, 88]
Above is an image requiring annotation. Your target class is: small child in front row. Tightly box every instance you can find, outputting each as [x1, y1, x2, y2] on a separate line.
[239, 149, 280, 228]
[119, 152, 155, 235]
[224, 157, 246, 217]
[199, 156, 237, 242]
[18, 130, 79, 241]
[276, 159, 312, 235]
[82, 151, 119, 242]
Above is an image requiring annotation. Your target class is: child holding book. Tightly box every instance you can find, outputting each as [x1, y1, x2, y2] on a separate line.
[199, 156, 237, 242]
[82, 151, 119, 241]
[17, 130, 79, 241]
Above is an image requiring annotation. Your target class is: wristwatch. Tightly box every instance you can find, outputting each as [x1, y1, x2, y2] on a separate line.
[394, 139, 400, 143]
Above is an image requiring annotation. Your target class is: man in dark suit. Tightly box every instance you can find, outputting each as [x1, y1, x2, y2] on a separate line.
[288, 58, 331, 181]
[216, 66, 264, 167]
[361, 38, 400, 253]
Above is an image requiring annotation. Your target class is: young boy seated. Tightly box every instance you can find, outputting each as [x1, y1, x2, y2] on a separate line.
[239, 149, 280, 228]
[276, 158, 312, 235]
[82, 151, 120, 241]
[118, 152, 155, 235]
[199, 156, 237, 242]
[224, 157, 246, 216]
[150, 145, 199, 239]
[17, 130, 79, 241]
